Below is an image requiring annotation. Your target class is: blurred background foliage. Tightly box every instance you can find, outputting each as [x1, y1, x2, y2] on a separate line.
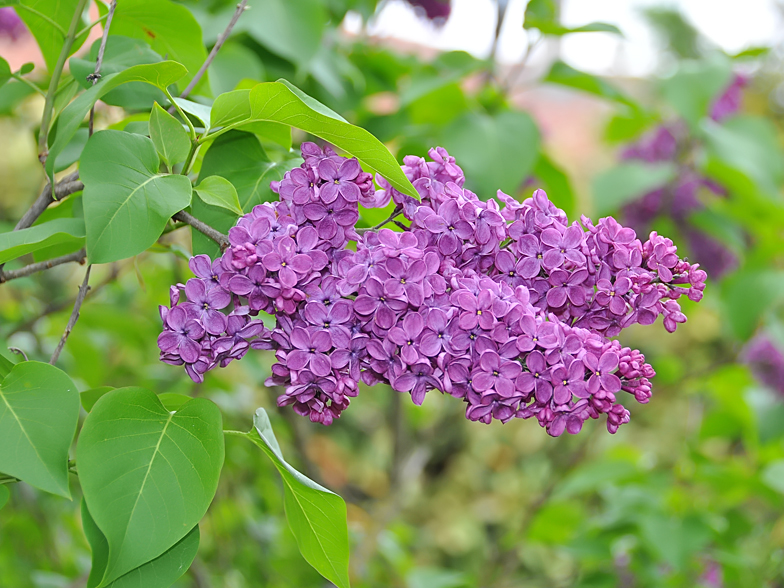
[1, 0, 784, 586]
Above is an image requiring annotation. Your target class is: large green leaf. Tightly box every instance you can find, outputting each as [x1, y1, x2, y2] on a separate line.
[0, 218, 85, 264]
[80, 130, 192, 264]
[193, 130, 301, 257]
[442, 109, 540, 197]
[215, 82, 417, 198]
[0, 361, 79, 498]
[106, 0, 208, 92]
[246, 408, 350, 588]
[149, 102, 191, 168]
[1, 0, 89, 72]
[211, 88, 291, 148]
[81, 499, 200, 588]
[46, 61, 188, 180]
[77, 387, 224, 586]
[0, 485, 8, 510]
[0, 57, 11, 89]
[659, 57, 732, 128]
[592, 161, 677, 215]
[69, 36, 164, 110]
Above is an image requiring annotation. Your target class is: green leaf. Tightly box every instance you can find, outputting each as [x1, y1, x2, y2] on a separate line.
[156, 393, 192, 412]
[81, 499, 200, 588]
[592, 161, 677, 215]
[46, 61, 188, 180]
[80, 130, 193, 264]
[659, 57, 732, 127]
[534, 21, 621, 35]
[149, 102, 191, 168]
[442, 109, 540, 197]
[247, 408, 350, 588]
[194, 176, 243, 216]
[544, 61, 638, 107]
[0, 352, 15, 380]
[80, 386, 115, 413]
[107, 0, 208, 93]
[701, 115, 784, 198]
[2, 0, 89, 72]
[721, 270, 784, 340]
[77, 387, 224, 586]
[193, 130, 301, 257]
[0, 485, 8, 510]
[225, 81, 417, 198]
[236, 0, 327, 69]
[524, 0, 556, 28]
[172, 97, 212, 131]
[0, 218, 85, 265]
[0, 361, 79, 498]
[0, 57, 11, 89]
[211, 89, 291, 148]
[69, 36, 164, 110]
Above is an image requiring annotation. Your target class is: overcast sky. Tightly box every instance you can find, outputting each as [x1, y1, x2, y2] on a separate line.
[353, 0, 783, 76]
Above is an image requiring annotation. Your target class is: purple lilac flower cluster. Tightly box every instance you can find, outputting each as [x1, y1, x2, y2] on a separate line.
[742, 333, 784, 397]
[620, 73, 748, 279]
[158, 143, 705, 436]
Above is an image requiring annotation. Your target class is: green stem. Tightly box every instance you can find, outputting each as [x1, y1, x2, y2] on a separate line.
[165, 88, 197, 141]
[180, 141, 200, 176]
[75, 13, 109, 39]
[38, 0, 90, 164]
[223, 429, 249, 438]
[11, 74, 46, 97]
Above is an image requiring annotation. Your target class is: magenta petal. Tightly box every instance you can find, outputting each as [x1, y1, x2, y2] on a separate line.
[157, 331, 181, 353]
[310, 353, 332, 377]
[179, 339, 201, 364]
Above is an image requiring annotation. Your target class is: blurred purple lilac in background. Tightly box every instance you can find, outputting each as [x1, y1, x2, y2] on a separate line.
[0, 8, 26, 40]
[742, 333, 784, 396]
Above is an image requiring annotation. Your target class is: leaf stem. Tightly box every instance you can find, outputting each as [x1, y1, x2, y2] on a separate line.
[75, 13, 109, 39]
[223, 429, 249, 437]
[179, 0, 250, 100]
[88, 0, 117, 136]
[50, 264, 91, 364]
[38, 0, 90, 166]
[10, 74, 46, 97]
[180, 140, 200, 176]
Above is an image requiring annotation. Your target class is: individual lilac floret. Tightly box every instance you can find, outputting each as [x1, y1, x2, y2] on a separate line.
[158, 142, 700, 437]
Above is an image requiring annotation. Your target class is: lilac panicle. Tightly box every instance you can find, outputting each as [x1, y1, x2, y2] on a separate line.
[158, 142, 703, 436]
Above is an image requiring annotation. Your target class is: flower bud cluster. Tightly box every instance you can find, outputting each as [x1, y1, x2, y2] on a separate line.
[159, 142, 704, 436]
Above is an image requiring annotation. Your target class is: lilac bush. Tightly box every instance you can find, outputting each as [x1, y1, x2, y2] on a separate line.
[620, 73, 748, 278]
[159, 143, 706, 436]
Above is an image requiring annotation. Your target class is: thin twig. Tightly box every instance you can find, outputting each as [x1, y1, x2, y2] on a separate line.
[179, 0, 250, 100]
[173, 211, 230, 249]
[87, 0, 117, 135]
[14, 172, 82, 231]
[49, 265, 91, 365]
[3, 263, 120, 337]
[356, 204, 403, 235]
[0, 249, 86, 284]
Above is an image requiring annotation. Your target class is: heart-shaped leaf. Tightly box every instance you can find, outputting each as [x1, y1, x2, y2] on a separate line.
[81, 499, 200, 588]
[247, 408, 350, 588]
[0, 218, 85, 265]
[0, 361, 79, 498]
[77, 387, 223, 586]
[46, 61, 188, 180]
[194, 176, 243, 216]
[80, 130, 192, 263]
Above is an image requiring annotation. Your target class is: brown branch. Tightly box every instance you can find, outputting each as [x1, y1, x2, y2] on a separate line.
[356, 204, 403, 235]
[173, 210, 230, 249]
[0, 249, 86, 284]
[49, 265, 91, 364]
[87, 0, 117, 136]
[14, 172, 82, 231]
[179, 0, 250, 100]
